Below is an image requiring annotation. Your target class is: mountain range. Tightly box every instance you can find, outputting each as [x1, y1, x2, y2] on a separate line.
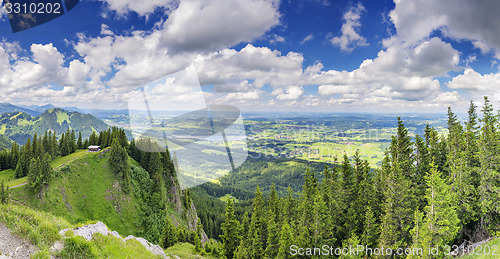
[0, 108, 110, 146]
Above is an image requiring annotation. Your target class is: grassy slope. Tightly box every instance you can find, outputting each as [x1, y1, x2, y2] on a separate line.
[2, 149, 207, 258]
[462, 238, 500, 259]
[0, 149, 90, 188]
[0, 203, 165, 258]
[10, 150, 141, 237]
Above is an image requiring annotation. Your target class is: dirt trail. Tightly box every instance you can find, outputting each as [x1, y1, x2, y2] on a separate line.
[7, 183, 26, 190]
[0, 223, 37, 258]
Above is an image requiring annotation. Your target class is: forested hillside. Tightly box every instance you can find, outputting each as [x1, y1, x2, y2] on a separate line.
[206, 97, 500, 258]
[0, 126, 208, 257]
[0, 108, 109, 145]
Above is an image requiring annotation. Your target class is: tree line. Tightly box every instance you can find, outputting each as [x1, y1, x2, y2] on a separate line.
[0, 127, 128, 194]
[214, 96, 500, 258]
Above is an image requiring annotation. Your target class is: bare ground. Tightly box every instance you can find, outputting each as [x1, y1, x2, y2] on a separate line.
[0, 223, 37, 258]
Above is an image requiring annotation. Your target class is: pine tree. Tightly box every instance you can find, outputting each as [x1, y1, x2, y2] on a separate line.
[265, 208, 280, 259]
[0, 180, 9, 204]
[478, 96, 500, 233]
[268, 183, 280, 224]
[418, 162, 460, 256]
[283, 186, 296, 225]
[15, 146, 30, 178]
[241, 211, 250, 237]
[220, 198, 241, 259]
[379, 153, 416, 251]
[340, 233, 362, 259]
[297, 168, 318, 249]
[194, 218, 203, 253]
[77, 131, 83, 150]
[40, 152, 53, 186]
[361, 206, 378, 249]
[414, 134, 429, 210]
[51, 133, 57, 156]
[10, 142, 19, 169]
[109, 138, 128, 178]
[248, 186, 267, 259]
[339, 155, 356, 239]
[162, 218, 178, 248]
[353, 151, 373, 237]
[391, 116, 414, 177]
[447, 107, 478, 229]
[320, 165, 338, 246]
[408, 209, 426, 259]
[277, 222, 293, 259]
[27, 158, 41, 194]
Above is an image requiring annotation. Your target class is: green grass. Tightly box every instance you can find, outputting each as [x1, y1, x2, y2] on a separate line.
[0, 169, 15, 184]
[462, 238, 500, 259]
[56, 110, 70, 124]
[57, 233, 164, 259]
[0, 204, 165, 259]
[10, 150, 142, 237]
[0, 203, 71, 250]
[50, 149, 90, 169]
[0, 169, 26, 187]
[1, 149, 91, 188]
[219, 194, 239, 203]
[165, 243, 217, 259]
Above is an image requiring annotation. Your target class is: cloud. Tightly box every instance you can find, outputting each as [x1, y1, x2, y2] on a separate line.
[301, 34, 314, 44]
[271, 86, 304, 100]
[329, 3, 368, 52]
[309, 37, 460, 106]
[389, 0, 500, 57]
[193, 44, 304, 88]
[97, 0, 178, 16]
[100, 24, 114, 36]
[270, 34, 285, 44]
[160, 0, 280, 53]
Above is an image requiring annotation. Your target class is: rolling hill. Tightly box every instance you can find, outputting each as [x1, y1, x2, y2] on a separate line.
[0, 103, 39, 117]
[0, 108, 110, 145]
[6, 148, 206, 253]
[0, 135, 13, 150]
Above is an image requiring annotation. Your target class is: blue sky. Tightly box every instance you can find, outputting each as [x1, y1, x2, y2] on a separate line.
[1, 0, 500, 113]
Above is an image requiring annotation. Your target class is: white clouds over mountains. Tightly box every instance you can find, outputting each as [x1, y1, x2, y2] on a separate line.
[2, 0, 500, 112]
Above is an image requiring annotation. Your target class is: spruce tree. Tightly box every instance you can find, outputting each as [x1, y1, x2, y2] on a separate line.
[27, 158, 41, 194]
[447, 107, 477, 229]
[0, 180, 9, 204]
[478, 96, 500, 233]
[40, 152, 53, 186]
[162, 218, 178, 248]
[77, 132, 83, 149]
[10, 142, 19, 169]
[379, 153, 416, 251]
[265, 209, 280, 258]
[220, 198, 241, 259]
[418, 162, 460, 256]
[248, 186, 267, 259]
[339, 155, 356, 239]
[277, 222, 293, 259]
[194, 218, 203, 253]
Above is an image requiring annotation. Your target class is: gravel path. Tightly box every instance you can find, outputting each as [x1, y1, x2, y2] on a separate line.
[0, 223, 37, 258]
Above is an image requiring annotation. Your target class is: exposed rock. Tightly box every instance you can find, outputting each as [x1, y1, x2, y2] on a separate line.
[57, 221, 168, 258]
[125, 236, 166, 258]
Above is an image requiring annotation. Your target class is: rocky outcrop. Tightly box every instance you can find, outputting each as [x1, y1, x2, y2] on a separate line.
[56, 221, 168, 258]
